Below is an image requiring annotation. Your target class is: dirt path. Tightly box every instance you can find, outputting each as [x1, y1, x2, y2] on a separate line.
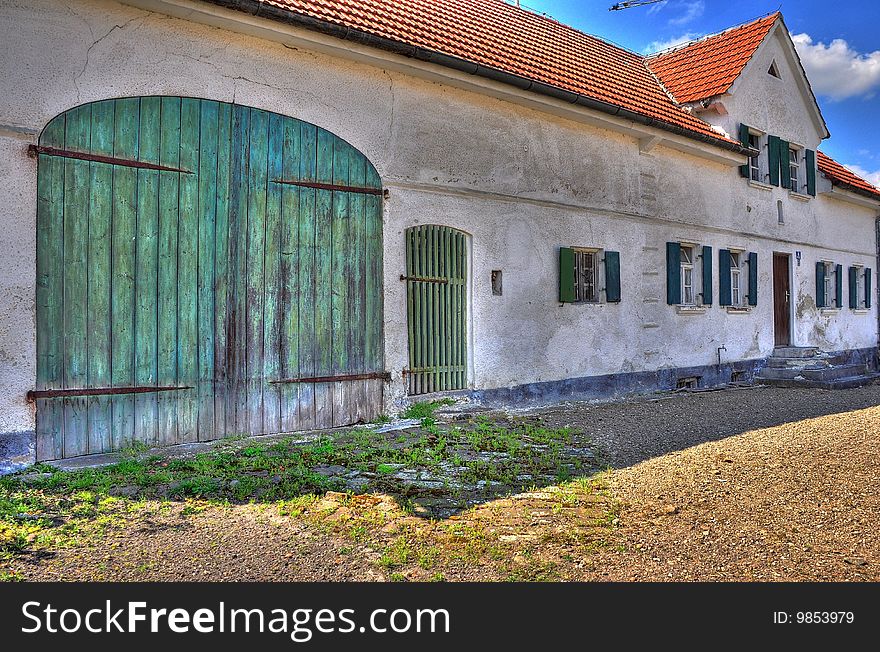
[5, 386, 880, 581]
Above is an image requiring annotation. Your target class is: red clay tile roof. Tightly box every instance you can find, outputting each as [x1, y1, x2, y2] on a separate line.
[817, 151, 880, 199]
[218, 0, 739, 148]
[647, 13, 780, 104]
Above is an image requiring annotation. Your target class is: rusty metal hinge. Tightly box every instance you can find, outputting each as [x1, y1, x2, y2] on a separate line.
[269, 371, 391, 385]
[28, 145, 193, 174]
[399, 275, 449, 284]
[270, 178, 382, 195]
[27, 385, 194, 401]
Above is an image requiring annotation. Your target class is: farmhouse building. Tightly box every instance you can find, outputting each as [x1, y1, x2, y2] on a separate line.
[1, 0, 879, 471]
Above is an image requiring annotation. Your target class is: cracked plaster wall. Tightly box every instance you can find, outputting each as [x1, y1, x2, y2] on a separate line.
[0, 0, 877, 450]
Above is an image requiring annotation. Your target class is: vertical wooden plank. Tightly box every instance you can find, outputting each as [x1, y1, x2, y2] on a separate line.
[364, 165, 383, 409]
[109, 98, 139, 452]
[349, 151, 367, 421]
[405, 229, 415, 397]
[245, 108, 269, 435]
[86, 100, 114, 454]
[296, 122, 317, 430]
[313, 128, 334, 428]
[176, 97, 200, 443]
[330, 139, 350, 427]
[459, 232, 467, 389]
[196, 100, 219, 441]
[61, 104, 92, 458]
[157, 96, 181, 446]
[134, 97, 160, 448]
[213, 102, 232, 438]
[35, 116, 66, 461]
[279, 117, 301, 432]
[413, 227, 423, 395]
[262, 112, 284, 434]
[228, 106, 250, 434]
[440, 227, 449, 392]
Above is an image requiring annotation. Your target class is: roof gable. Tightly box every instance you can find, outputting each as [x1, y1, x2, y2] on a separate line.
[646, 13, 779, 104]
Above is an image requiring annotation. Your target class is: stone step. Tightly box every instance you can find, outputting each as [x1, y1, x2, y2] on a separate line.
[757, 366, 827, 380]
[766, 357, 831, 368]
[758, 373, 880, 390]
[772, 346, 821, 359]
[799, 363, 868, 381]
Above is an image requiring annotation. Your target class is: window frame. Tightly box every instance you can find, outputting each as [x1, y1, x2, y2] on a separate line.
[823, 261, 838, 309]
[856, 266, 867, 309]
[730, 251, 744, 307]
[679, 244, 698, 306]
[572, 247, 601, 304]
[789, 147, 800, 193]
[749, 129, 764, 183]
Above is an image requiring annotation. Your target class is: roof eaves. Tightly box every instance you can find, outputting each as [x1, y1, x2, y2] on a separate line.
[201, 0, 749, 156]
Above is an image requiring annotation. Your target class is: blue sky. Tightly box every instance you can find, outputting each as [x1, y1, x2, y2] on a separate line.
[515, 0, 880, 186]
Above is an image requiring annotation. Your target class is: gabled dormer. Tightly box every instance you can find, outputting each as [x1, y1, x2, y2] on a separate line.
[647, 12, 833, 198]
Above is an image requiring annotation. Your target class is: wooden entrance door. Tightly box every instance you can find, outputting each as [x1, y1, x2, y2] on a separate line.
[773, 253, 791, 346]
[404, 225, 468, 395]
[34, 97, 385, 460]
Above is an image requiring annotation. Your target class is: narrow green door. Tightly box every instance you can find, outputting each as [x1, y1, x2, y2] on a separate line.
[34, 97, 385, 460]
[404, 225, 468, 395]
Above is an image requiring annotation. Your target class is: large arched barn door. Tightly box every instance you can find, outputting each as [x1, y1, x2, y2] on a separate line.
[34, 97, 384, 460]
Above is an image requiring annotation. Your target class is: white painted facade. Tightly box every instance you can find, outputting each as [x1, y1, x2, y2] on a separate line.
[0, 0, 877, 465]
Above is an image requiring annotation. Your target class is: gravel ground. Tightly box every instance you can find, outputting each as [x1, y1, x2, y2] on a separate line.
[7, 385, 880, 581]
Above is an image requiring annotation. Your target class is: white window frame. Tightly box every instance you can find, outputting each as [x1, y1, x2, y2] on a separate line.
[572, 248, 602, 304]
[824, 261, 837, 308]
[730, 251, 744, 307]
[789, 145, 808, 195]
[856, 266, 867, 309]
[748, 132, 763, 183]
[680, 244, 698, 306]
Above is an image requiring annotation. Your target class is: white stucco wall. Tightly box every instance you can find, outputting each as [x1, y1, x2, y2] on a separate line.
[0, 0, 877, 446]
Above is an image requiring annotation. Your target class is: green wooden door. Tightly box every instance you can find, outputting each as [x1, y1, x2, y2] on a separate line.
[34, 97, 385, 460]
[404, 225, 468, 395]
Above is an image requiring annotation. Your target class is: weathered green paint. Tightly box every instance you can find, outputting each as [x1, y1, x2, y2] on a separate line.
[719, 249, 732, 306]
[405, 225, 468, 395]
[34, 97, 384, 460]
[849, 266, 858, 309]
[747, 252, 758, 307]
[604, 251, 621, 303]
[700, 245, 712, 306]
[666, 242, 681, 305]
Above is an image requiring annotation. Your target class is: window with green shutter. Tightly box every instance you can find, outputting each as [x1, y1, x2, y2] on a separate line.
[666, 242, 681, 305]
[739, 123, 751, 179]
[768, 136, 781, 187]
[816, 261, 827, 308]
[719, 249, 732, 306]
[559, 246, 619, 304]
[805, 149, 817, 196]
[747, 252, 758, 306]
[701, 245, 713, 305]
[849, 266, 859, 309]
[835, 264, 844, 308]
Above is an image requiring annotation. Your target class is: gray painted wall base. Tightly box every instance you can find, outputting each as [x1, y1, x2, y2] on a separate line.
[1, 347, 877, 473]
[0, 430, 36, 475]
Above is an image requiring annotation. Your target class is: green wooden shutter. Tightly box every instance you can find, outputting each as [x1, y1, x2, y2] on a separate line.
[666, 242, 681, 305]
[849, 266, 858, 309]
[768, 136, 781, 186]
[747, 252, 758, 306]
[559, 247, 576, 303]
[815, 261, 826, 308]
[701, 245, 712, 305]
[805, 149, 817, 196]
[719, 249, 732, 306]
[866, 269, 873, 309]
[739, 123, 751, 178]
[779, 139, 791, 190]
[835, 264, 843, 308]
[604, 250, 621, 303]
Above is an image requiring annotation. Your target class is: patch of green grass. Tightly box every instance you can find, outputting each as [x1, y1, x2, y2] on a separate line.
[379, 536, 413, 569]
[399, 399, 455, 420]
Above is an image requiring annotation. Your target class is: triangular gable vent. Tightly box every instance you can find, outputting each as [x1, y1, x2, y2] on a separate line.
[768, 60, 781, 78]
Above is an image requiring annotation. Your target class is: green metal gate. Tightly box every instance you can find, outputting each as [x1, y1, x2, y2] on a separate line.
[33, 97, 385, 460]
[403, 225, 468, 395]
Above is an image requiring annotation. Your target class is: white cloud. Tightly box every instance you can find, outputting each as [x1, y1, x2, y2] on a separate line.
[647, 1, 705, 27]
[843, 163, 880, 188]
[791, 33, 880, 101]
[645, 32, 700, 54]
